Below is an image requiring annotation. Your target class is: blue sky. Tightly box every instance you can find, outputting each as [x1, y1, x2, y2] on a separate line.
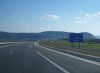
[0, 0, 100, 35]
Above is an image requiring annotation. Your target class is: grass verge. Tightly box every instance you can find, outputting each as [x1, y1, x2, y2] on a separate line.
[39, 40, 100, 57]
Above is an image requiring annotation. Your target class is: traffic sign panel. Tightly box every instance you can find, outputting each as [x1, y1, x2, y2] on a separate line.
[69, 33, 83, 42]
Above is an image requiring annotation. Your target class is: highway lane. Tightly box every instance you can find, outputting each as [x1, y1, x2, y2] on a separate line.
[0, 42, 64, 73]
[0, 42, 100, 73]
[34, 42, 100, 73]
[38, 44, 100, 62]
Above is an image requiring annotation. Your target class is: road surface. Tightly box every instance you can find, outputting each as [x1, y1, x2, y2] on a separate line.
[0, 42, 100, 73]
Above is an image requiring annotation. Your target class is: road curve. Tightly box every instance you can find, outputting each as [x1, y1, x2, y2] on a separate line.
[0, 42, 100, 73]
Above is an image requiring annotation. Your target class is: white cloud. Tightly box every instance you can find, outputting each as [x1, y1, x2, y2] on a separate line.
[85, 14, 89, 17]
[73, 16, 87, 24]
[73, 20, 87, 24]
[92, 12, 100, 17]
[75, 16, 81, 19]
[85, 12, 100, 17]
[41, 14, 61, 20]
[73, 11, 100, 24]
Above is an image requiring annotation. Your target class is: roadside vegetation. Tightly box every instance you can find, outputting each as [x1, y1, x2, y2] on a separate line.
[39, 40, 100, 57]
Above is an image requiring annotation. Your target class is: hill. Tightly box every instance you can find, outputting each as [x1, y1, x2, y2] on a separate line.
[0, 31, 96, 41]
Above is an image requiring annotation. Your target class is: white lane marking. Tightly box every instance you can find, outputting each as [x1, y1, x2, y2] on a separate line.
[15, 47, 17, 50]
[58, 48, 100, 59]
[28, 44, 33, 48]
[0, 42, 17, 44]
[35, 43, 100, 66]
[30, 45, 33, 48]
[37, 44, 100, 59]
[15, 46, 18, 50]
[36, 51, 70, 73]
[0, 44, 16, 48]
[9, 51, 13, 54]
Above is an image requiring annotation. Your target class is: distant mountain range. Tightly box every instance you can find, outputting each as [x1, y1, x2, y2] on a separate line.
[0, 31, 96, 41]
[95, 36, 100, 39]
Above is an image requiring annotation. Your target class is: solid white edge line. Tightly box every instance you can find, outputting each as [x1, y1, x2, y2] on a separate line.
[38, 43, 100, 59]
[0, 42, 17, 44]
[36, 51, 70, 73]
[58, 48, 100, 59]
[35, 43, 100, 66]
[43, 44, 100, 59]
[0, 44, 16, 48]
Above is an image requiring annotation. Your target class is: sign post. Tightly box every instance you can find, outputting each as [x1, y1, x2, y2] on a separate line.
[69, 33, 83, 49]
[79, 42, 80, 49]
[72, 42, 74, 49]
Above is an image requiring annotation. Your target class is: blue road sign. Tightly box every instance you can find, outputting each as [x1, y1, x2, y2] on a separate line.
[69, 33, 83, 42]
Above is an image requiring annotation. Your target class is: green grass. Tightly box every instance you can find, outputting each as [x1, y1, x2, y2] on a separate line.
[39, 40, 100, 57]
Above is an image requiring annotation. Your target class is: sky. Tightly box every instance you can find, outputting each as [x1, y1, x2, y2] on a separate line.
[0, 0, 100, 35]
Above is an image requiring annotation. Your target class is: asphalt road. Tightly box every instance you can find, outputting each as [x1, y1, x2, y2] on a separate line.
[0, 42, 100, 73]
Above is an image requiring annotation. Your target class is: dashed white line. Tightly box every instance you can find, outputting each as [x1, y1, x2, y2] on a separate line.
[9, 51, 13, 54]
[15, 46, 18, 50]
[36, 51, 70, 73]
